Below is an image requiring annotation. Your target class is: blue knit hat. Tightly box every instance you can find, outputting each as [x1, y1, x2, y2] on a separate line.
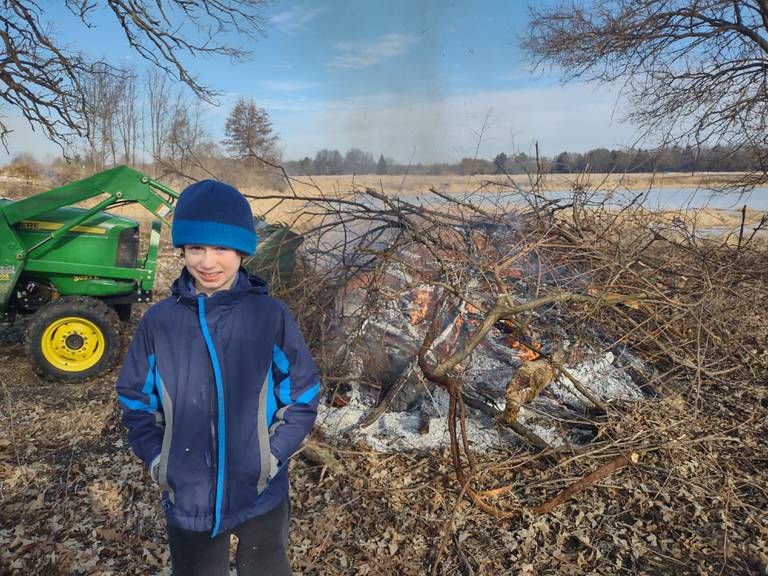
[172, 180, 257, 255]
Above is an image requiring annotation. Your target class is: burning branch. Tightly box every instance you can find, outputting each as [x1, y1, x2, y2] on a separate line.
[431, 291, 646, 379]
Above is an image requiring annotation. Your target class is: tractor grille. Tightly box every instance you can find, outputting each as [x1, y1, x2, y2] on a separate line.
[116, 227, 139, 268]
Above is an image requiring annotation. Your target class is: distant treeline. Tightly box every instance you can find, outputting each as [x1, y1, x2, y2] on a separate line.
[2, 144, 760, 188]
[284, 145, 763, 176]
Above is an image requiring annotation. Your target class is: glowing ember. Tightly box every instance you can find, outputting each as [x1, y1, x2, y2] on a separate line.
[331, 394, 349, 408]
[506, 338, 541, 361]
[410, 288, 432, 324]
[465, 302, 480, 314]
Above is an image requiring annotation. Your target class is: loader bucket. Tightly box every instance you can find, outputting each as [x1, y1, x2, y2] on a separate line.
[243, 223, 304, 285]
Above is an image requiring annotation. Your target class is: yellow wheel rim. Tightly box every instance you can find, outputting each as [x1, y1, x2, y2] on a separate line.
[40, 316, 105, 372]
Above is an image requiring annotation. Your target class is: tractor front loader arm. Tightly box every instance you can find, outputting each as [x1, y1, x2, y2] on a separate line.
[1, 165, 177, 231]
[0, 166, 179, 317]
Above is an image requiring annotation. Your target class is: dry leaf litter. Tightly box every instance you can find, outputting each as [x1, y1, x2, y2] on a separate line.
[1, 230, 766, 576]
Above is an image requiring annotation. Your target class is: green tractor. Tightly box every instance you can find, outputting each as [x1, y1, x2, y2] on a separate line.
[0, 166, 303, 381]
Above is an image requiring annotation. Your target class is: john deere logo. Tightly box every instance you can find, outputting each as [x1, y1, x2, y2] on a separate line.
[19, 220, 106, 235]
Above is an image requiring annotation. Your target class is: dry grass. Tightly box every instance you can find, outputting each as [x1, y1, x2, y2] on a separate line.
[553, 206, 767, 242]
[0, 170, 756, 201]
[276, 172, 753, 196]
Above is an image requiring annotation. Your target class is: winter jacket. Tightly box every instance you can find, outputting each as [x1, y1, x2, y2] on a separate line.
[115, 268, 320, 535]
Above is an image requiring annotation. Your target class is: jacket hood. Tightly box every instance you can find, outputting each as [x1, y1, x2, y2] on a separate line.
[171, 267, 269, 304]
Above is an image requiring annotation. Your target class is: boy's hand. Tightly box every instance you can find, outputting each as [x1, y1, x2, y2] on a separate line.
[150, 455, 161, 484]
[268, 453, 280, 480]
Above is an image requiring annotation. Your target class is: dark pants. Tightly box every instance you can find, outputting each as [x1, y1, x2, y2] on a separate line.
[167, 497, 292, 576]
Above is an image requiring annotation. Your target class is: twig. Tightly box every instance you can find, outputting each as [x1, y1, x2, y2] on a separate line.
[0, 369, 22, 469]
[460, 392, 554, 453]
[430, 477, 471, 576]
[737, 205, 746, 250]
[554, 362, 609, 413]
[296, 438, 344, 476]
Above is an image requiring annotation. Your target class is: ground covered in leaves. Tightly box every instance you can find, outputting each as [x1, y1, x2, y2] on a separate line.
[1, 248, 767, 575]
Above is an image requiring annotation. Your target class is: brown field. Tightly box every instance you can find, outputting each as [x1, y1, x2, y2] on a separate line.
[1, 172, 764, 240]
[0, 171, 756, 201]
[269, 171, 753, 197]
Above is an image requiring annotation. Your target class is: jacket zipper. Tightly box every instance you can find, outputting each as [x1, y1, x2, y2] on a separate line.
[197, 295, 226, 537]
[210, 363, 217, 520]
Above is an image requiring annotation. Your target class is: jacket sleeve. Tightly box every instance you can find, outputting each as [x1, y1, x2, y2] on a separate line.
[115, 317, 164, 469]
[268, 304, 321, 465]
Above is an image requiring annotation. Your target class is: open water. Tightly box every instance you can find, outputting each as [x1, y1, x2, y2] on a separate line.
[451, 186, 768, 211]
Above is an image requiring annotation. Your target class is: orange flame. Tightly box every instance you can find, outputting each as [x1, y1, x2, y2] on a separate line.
[506, 338, 541, 361]
[410, 289, 432, 324]
[331, 394, 349, 408]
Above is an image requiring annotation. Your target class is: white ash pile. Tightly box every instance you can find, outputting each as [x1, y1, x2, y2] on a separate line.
[315, 223, 648, 453]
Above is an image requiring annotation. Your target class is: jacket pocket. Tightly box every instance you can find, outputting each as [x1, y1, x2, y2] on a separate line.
[157, 378, 176, 504]
[255, 373, 272, 494]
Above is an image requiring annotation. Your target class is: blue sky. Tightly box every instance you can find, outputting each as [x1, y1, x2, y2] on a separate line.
[2, 1, 640, 164]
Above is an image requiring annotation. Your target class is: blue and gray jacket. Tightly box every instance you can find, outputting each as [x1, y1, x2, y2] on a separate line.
[115, 268, 320, 535]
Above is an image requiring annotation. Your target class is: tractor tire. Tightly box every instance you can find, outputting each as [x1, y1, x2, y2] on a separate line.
[113, 303, 132, 322]
[24, 296, 122, 381]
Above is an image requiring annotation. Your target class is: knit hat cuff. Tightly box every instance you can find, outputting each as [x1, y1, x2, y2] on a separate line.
[172, 219, 257, 255]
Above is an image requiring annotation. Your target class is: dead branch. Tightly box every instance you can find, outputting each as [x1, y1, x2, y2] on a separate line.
[432, 291, 646, 379]
[459, 392, 554, 452]
[542, 352, 609, 412]
[531, 452, 641, 515]
[357, 361, 419, 429]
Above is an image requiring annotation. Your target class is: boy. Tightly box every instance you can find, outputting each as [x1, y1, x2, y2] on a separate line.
[116, 180, 320, 575]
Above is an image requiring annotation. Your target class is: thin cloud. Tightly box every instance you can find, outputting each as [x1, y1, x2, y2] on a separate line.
[259, 96, 324, 113]
[270, 6, 325, 36]
[261, 80, 317, 92]
[328, 33, 418, 69]
[262, 92, 400, 114]
[272, 84, 636, 163]
[501, 69, 559, 85]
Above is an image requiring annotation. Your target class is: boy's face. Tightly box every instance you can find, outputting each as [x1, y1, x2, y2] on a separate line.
[183, 245, 242, 296]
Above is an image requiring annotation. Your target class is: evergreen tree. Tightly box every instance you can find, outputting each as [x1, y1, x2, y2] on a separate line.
[222, 97, 278, 161]
[376, 154, 387, 175]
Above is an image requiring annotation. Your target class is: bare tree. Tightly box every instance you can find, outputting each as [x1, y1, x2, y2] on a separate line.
[115, 72, 139, 166]
[343, 148, 376, 174]
[146, 71, 173, 171]
[523, 0, 768, 184]
[82, 65, 128, 170]
[313, 149, 344, 175]
[164, 95, 213, 179]
[0, 0, 269, 151]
